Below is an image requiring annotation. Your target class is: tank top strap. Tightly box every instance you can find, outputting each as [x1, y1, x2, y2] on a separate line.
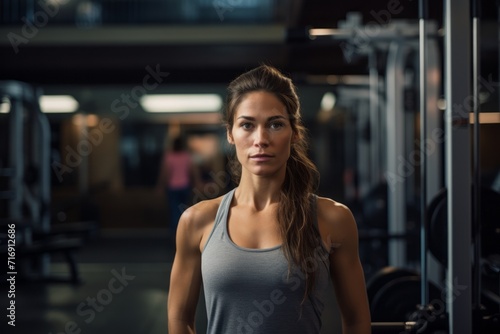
[202, 188, 236, 253]
[215, 188, 236, 227]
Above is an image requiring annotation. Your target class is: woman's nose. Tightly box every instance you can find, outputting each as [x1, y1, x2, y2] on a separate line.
[253, 126, 270, 147]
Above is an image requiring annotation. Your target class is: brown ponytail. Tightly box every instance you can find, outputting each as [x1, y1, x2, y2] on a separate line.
[224, 65, 323, 303]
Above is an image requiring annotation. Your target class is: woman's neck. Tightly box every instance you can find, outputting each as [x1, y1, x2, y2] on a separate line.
[235, 172, 285, 211]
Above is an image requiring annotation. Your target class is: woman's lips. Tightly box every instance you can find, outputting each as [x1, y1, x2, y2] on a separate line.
[250, 154, 273, 162]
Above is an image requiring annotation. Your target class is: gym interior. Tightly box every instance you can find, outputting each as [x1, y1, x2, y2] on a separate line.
[1, 1, 499, 333]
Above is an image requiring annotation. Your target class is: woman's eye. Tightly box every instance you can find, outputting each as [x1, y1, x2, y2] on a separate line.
[270, 122, 285, 130]
[241, 122, 253, 130]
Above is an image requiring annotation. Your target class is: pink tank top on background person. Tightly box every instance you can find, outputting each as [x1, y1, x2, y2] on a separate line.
[164, 151, 191, 189]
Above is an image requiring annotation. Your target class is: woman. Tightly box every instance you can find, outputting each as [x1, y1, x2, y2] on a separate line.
[168, 65, 371, 333]
[157, 136, 194, 234]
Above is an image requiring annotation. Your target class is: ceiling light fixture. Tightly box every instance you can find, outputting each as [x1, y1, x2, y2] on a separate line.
[0, 98, 11, 114]
[469, 112, 500, 124]
[140, 94, 222, 113]
[40, 95, 79, 113]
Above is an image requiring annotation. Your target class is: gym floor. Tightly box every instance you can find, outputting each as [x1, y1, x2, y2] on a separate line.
[1, 230, 342, 334]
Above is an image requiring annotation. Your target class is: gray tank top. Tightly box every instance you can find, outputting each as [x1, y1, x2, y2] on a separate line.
[201, 188, 331, 334]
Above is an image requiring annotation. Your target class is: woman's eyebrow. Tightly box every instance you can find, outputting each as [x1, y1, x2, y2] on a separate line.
[236, 115, 287, 121]
[236, 115, 255, 120]
[268, 115, 287, 121]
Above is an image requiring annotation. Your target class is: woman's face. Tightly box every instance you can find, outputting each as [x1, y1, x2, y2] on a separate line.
[227, 91, 295, 179]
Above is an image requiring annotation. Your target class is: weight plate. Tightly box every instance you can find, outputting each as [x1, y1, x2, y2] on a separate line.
[370, 276, 441, 322]
[428, 188, 500, 267]
[366, 266, 419, 305]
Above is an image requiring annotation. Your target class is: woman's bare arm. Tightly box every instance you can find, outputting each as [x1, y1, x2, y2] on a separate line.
[318, 198, 371, 334]
[167, 207, 204, 334]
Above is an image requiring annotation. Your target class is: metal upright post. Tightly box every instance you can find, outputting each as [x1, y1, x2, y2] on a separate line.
[424, 24, 444, 291]
[357, 99, 370, 197]
[7, 83, 23, 222]
[444, 0, 472, 332]
[369, 51, 381, 188]
[386, 41, 413, 267]
[33, 87, 52, 276]
[471, 0, 482, 312]
[419, 0, 429, 306]
[33, 87, 51, 234]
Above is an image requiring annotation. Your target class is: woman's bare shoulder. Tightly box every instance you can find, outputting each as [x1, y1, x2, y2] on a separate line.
[315, 196, 358, 247]
[179, 195, 225, 231]
[316, 196, 354, 223]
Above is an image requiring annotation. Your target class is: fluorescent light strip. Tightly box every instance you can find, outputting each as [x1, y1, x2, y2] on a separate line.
[309, 28, 337, 37]
[40, 95, 79, 113]
[0, 98, 10, 113]
[469, 112, 500, 124]
[141, 94, 222, 113]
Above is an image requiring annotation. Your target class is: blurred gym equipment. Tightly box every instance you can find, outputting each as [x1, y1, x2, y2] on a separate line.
[0, 81, 97, 284]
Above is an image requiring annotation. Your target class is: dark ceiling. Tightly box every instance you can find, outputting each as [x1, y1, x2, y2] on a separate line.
[0, 0, 498, 86]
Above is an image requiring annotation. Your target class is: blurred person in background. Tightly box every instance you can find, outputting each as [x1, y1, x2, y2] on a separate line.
[157, 136, 197, 236]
